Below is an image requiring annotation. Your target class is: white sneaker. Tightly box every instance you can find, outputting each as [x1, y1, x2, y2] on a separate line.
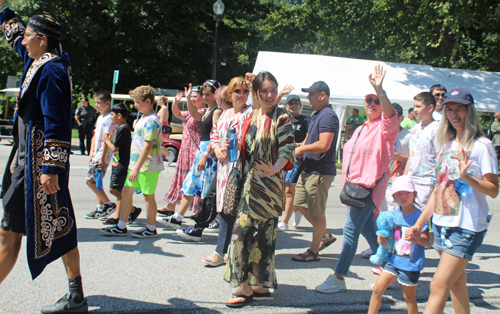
[361, 248, 373, 258]
[166, 154, 175, 167]
[278, 222, 289, 231]
[293, 211, 302, 227]
[315, 274, 346, 293]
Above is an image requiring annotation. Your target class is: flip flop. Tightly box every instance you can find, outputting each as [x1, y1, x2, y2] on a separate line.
[253, 291, 271, 298]
[226, 294, 254, 308]
[319, 234, 337, 252]
[291, 249, 320, 262]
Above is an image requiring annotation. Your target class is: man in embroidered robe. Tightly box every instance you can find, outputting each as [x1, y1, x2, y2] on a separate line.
[0, 2, 87, 313]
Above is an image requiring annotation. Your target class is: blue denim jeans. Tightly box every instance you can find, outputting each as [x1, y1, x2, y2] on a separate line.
[335, 200, 379, 276]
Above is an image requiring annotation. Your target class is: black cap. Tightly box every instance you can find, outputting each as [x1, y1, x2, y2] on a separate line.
[286, 94, 301, 104]
[443, 88, 474, 105]
[301, 81, 330, 96]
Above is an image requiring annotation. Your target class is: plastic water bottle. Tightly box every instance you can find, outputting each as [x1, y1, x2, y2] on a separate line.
[285, 159, 302, 184]
[95, 165, 103, 191]
[226, 126, 238, 162]
[447, 157, 460, 181]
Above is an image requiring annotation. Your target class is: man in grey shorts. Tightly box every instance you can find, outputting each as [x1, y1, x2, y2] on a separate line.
[291, 81, 339, 262]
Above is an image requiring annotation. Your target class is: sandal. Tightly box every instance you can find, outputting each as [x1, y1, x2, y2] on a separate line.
[319, 234, 337, 252]
[226, 294, 254, 308]
[202, 252, 224, 267]
[157, 205, 174, 217]
[291, 249, 320, 262]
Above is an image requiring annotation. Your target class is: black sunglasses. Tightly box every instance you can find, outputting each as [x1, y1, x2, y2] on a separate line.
[366, 97, 380, 105]
[233, 89, 250, 95]
[434, 93, 445, 97]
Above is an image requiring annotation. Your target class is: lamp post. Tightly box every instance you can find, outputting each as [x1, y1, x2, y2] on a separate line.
[212, 0, 225, 79]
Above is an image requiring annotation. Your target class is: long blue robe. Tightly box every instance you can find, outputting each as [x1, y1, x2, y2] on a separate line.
[1, 9, 77, 279]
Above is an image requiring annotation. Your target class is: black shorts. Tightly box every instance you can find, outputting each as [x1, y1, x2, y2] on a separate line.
[1, 163, 26, 234]
[109, 166, 127, 190]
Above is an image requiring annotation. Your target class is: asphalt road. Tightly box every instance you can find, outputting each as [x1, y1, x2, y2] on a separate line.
[1, 140, 500, 313]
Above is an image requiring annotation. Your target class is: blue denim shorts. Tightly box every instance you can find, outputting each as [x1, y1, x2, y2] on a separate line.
[433, 224, 486, 261]
[383, 262, 420, 286]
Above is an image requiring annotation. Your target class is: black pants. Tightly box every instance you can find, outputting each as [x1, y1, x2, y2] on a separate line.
[215, 212, 236, 255]
[78, 123, 93, 154]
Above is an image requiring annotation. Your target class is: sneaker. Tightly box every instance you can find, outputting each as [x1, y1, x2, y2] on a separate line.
[97, 203, 116, 220]
[100, 225, 128, 236]
[131, 227, 157, 238]
[167, 153, 175, 167]
[157, 216, 182, 229]
[278, 222, 289, 231]
[128, 206, 143, 224]
[293, 211, 302, 227]
[102, 218, 119, 225]
[372, 266, 382, 275]
[84, 209, 101, 219]
[177, 226, 203, 242]
[361, 248, 373, 258]
[315, 274, 346, 293]
[40, 293, 88, 314]
[205, 220, 219, 233]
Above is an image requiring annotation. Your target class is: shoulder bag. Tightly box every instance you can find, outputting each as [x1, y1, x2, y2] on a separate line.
[340, 126, 383, 209]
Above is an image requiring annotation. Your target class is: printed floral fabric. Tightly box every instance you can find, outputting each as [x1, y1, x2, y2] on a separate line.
[163, 110, 204, 212]
[240, 107, 295, 219]
[210, 105, 251, 212]
[224, 212, 278, 288]
[180, 140, 217, 199]
[129, 113, 164, 173]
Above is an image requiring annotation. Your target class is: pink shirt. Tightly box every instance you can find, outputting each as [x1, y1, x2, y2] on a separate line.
[342, 111, 399, 211]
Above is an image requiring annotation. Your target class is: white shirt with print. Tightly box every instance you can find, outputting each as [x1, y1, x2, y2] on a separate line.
[92, 112, 116, 164]
[407, 121, 440, 186]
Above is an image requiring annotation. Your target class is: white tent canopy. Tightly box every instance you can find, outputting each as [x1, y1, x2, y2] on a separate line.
[252, 51, 500, 113]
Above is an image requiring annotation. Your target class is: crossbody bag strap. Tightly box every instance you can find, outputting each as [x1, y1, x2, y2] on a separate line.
[345, 126, 364, 181]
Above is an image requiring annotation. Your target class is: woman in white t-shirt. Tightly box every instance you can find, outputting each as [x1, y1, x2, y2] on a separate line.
[406, 88, 498, 314]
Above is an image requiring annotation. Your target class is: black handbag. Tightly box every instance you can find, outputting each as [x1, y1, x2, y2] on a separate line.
[162, 125, 172, 135]
[340, 126, 383, 209]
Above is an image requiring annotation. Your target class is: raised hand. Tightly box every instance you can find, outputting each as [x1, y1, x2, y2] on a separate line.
[450, 148, 473, 180]
[184, 83, 193, 98]
[279, 84, 294, 95]
[368, 64, 386, 89]
[174, 91, 183, 103]
[245, 72, 255, 88]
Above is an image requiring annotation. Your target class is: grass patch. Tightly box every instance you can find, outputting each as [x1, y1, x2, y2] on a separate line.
[72, 128, 79, 138]
[336, 162, 342, 169]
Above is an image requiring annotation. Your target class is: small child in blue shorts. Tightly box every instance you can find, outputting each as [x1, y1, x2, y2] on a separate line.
[368, 175, 430, 314]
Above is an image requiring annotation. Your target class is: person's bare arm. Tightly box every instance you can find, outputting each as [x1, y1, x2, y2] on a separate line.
[452, 149, 499, 198]
[157, 102, 169, 126]
[74, 115, 81, 127]
[102, 134, 118, 153]
[275, 84, 294, 105]
[295, 132, 334, 157]
[127, 141, 153, 183]
[185, 84, 203, 121]
[368, 65, 395, 119]
[171, 92, 186, 121]
[246, 72, 260, 109]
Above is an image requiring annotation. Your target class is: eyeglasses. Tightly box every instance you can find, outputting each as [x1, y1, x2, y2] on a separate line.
[365, 97, 380, 105]
[233, 89, 250, 95]
[433, 93, 445, 98]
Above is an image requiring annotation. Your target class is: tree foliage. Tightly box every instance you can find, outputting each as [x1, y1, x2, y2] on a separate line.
[2, 0, 500, 102]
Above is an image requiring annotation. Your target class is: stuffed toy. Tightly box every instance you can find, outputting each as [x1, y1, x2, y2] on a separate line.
[369, 211, 396, 265]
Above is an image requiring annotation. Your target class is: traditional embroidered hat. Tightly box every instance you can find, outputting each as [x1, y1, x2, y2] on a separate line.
[27, 14, 62, 40]
[192, 86, 201, 93]
[203, 79, 222, 91]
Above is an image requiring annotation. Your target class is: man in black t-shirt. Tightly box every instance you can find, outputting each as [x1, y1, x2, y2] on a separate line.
[291, 81, 339, 262]
[74, 97, 96, 155]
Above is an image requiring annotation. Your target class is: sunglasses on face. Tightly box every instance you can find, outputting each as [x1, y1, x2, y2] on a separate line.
[233, 89, 250, 95]
[434, 93, 445, 98]
[365, 97, 380, 105]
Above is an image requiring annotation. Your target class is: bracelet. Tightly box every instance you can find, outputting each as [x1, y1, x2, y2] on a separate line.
[0, 3, 9, 13]
[203, 152, 209, 157]
[378, 93, 387, 98]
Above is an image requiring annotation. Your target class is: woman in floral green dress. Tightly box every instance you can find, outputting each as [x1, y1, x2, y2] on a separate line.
[224, 72, 295, 308]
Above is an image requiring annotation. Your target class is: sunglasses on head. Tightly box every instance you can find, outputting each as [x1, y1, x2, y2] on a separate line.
[434, 93, 445, 97]
[365, 97, 380, 105]
[233, 89, 250, 95]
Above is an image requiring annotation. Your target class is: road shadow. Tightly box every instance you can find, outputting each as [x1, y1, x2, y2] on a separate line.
[87, 295, 222, 313]
[76, 227, 183, 258]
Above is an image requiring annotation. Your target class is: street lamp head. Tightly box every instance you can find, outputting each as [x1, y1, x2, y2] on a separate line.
[213, 0, 225, 16]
